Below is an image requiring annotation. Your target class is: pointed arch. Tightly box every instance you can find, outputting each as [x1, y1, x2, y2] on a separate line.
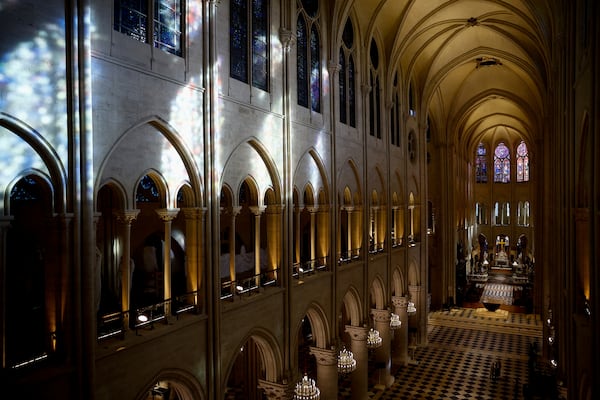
[97, 115, 203, 209]
[341, 286, 362, 327]
[0, 113, 67, 215]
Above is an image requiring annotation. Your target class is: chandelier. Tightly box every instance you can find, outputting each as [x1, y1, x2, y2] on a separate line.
[337, 346, 357, 374]
[293, 374, 320, 400]
[366, 328, 382, 349]
[390, 313, 402, 330]
[407, 301, 417, 316]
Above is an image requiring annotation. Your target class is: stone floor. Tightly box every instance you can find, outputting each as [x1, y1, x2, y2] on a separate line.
[338, 308, 567, 399]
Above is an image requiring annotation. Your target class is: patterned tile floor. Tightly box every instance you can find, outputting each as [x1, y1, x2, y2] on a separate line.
[338, 308, 561, 400]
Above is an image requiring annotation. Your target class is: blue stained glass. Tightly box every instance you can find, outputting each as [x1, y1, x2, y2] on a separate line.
[297, 16, 308, 107]
[310, 25, 320, 112]
[349, 55, 355, 127]
[137, 175, 160, 203]
[339, 49, 346, 124]
[230, 0, 248, 82]
[252, 0, 269, 90]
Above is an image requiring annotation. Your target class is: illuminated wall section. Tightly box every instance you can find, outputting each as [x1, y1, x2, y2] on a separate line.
[0, 3, 68, 169]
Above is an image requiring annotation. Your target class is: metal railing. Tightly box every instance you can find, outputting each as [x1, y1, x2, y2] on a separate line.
[292, 257, 328, 279]
[96, 290, 201, 341]
[220, 268, 280, 300]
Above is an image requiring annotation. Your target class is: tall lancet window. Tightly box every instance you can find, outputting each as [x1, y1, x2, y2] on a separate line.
[494, 142, 510, 183]
[390, 72, 401, 147]
[516, 140, 530, 182]
[339, 17, 356, 127]
[297, 0, 321, 112]
[475, 142, 488, 183]
[368, 38, 381, 138]
[230, 0, 270, 90]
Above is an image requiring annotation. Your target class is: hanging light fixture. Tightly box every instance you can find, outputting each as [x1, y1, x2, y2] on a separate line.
[390, 313, 402, 330]
[407, 301, 417, 316]
[366, 328, 382, 349]
[337, 345, 357, 374]
[293, 374, 320, 400]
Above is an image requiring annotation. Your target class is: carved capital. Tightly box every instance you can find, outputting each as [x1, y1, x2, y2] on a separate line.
[345, 325, 369, 341]
[279, 27, 296, 52]
[249, 205, 267, 216]
[392, 295, 408, 309]
[181, 207, 206, 220]
[257, 379, 293, 400]
[309, 346, 337, 366]
[371, 308, 391, 323]
[155, 208, 180, 222]
[114, 209, 140, 225]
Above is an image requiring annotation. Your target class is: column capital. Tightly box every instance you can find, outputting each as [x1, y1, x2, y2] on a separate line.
[309, 346, 337, 366]
[341, 206, 355, 213]
[371, 308, 391, 323]
[249, 205, 267, 216]
[392, 295, 408, 309]
[345, 325, 369, 341]
[305, 206, 319, 214]
[226, 205, 243, 217]
[257, 379, 293, 400]
[114, 209, 140, 224]
[265, 204, 284, 214]
[328, 60, 340, 75]
[181, 207, 206, 220]
[278, 27, 296, 52]
[155, 208, 180, 222]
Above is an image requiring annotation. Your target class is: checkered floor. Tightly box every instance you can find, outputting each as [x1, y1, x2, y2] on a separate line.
[339, 308, 554, 399]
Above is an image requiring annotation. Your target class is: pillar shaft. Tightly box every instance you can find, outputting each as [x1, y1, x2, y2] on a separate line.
[392, 296, 409, 366]
[371, 309, 394, 388]
[309, 347, 338, 400]
[115, 209, 139, 329]
[345, 325, 369, 400]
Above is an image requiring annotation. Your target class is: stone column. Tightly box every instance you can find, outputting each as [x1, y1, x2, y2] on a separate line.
[115, 209, 140, 329]
[409, 285, 424, 345]
[345, 325, 369, 400]
[345, 207, 354, 258]
[371, 309, 394, 388]
[294, 205, 301, 265]
[391, 296, 409, 366]
[249, 206, 266, 287]
[155, 208, 180, 315]
[307, 206, 317, 265]
[228, 206, 242, 284]
[182, 208, 203, 306]
[0, 217, 13, 368]
[309, 346, 338, 400]
[316, 205, 329, 264]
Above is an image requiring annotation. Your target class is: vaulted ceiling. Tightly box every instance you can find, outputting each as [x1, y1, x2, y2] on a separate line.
[338, 0, 555, 152]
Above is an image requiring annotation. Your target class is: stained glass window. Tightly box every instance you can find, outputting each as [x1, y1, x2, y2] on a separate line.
[369, 39, 381, 138]
[154, 0, 182, 56]
[114, 0, 182, 56]
[475, 142, 488, 183]
[296, 17, 308, 107]
[339, 49, 346, 124]
[251, 0, 269, 90]
[310, 26, 321, 112]
[230, 0, 248, 82]
[494, 142, 510, 183]
[516, 140, 529, 182]
[297, 0, 320, 112]
[230, 0, 269, 90]
[136, 175, 160, 203]
[339, 18, 355, 127]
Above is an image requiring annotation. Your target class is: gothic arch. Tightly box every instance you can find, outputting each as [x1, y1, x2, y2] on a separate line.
[369, 275, 386, 310]
[341, 286, 363, 327]
[0, 113, 67, 215]
[223, 328, 284, 387]
[134, 169, 169, 208]
[136, 368, 206, 400]
[297, 302, 331, 349]
[392, 267, 405, 297]
[408, 259, 420, 286]
[97, 116, 203, 209]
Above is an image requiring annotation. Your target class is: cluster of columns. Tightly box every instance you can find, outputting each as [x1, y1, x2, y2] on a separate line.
[255, 301, 412, 400]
